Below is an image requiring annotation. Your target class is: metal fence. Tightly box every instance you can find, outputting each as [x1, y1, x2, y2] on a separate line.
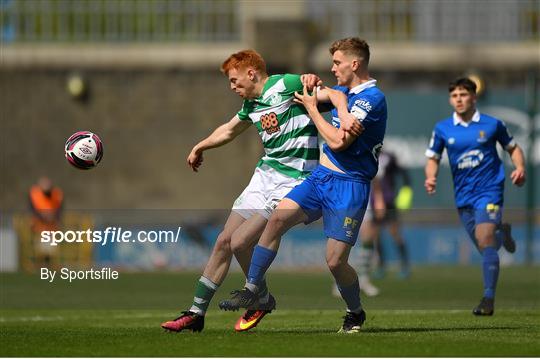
[308, 0, 540, 43]
[1, 0, 240, 42]
[1, 0, 539, 43]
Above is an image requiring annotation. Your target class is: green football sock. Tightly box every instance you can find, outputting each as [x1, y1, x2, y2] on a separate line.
[189, 276, 218, 315]
[358, 242, 374, 277]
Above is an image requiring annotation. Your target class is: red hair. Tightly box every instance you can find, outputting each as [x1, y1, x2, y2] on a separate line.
[221, 50, 267, 76]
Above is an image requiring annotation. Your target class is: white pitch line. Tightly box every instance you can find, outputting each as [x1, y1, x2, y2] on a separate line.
[0, 309, 475, 323]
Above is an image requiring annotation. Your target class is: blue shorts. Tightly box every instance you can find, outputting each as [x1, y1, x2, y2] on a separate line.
[457, 194, 503, 247]
[285, 166, 370, 245]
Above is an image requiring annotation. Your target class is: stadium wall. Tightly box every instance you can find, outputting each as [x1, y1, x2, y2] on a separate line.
[1, 66, 538, 210]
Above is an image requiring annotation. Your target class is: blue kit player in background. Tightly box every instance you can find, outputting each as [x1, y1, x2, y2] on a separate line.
[219, 37, 387, 333]
[425, 77, 526, 316]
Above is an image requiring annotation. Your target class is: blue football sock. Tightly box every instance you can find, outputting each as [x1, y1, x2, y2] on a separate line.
[482, 247, 499, 299]
[336, 279, 363, 313]
[247, 245, 277, 288]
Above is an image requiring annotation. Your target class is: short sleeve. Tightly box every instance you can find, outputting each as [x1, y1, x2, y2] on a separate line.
[237, 100, 253, 122]
[495, 120, 516, 150]
[350, 96, 373, 122]
[425, 126, 445, 160]
[283, 74, 303, 93]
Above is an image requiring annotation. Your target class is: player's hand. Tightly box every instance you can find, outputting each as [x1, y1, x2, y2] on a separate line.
[424, 177, 437, 195]
[339, 111, 364, 137]
[187, 148, 204, 172]
[294, 84, 318, 110]
[510, 167, 526, 187]
[301, 74, 322, 91]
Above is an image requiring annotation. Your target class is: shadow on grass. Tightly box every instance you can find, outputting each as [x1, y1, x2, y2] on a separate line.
[364, 325, 520, 333]
[224, 325, 521, 335]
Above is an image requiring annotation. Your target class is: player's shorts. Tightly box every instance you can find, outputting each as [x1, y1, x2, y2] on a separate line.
[232, 164, 303, 220]
[285, 165, 370, 246]
[457, 192, 503, 245]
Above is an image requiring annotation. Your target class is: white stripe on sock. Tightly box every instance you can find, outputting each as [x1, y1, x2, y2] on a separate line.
[200, 276, 218, 290]
[189, 305, 204, 315]
[193, 297, 207, 304]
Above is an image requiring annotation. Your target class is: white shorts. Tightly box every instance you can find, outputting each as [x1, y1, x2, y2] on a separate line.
[232, 164, 303, 219]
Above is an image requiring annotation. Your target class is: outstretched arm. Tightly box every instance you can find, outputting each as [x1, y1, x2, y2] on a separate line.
[507, 144, 526, 186]
[187, 115, 251, 172]
[424, 158, 439, 195]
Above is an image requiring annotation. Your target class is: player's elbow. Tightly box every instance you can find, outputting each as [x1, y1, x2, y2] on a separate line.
[327, 138, 348, 152]
[327, 143, 343, 152]
[219, 129, 236, 143]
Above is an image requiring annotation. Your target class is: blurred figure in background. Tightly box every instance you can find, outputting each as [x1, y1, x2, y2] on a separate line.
[29, 176, 64, 266]
[369, 150, 412, 280]
[425, 77, 524, 316]
[332, 152, 412, 298]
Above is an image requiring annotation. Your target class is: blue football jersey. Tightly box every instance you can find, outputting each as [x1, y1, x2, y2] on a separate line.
[425, 111, 515, 208]
[323, 79, 387, 182]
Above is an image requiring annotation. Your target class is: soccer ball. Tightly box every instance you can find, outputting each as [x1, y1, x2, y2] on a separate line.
[64, 131, 103, 169]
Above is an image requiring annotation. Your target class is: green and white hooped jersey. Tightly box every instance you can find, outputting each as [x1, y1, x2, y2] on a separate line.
[237, 74, 319, 179]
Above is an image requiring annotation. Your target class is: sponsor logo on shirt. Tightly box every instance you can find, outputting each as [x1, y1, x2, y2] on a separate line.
[261, 112, 281, 135]
[351, 105, 367, 120]
[354, 99, 372, 112]
[457, 150, 484, 169]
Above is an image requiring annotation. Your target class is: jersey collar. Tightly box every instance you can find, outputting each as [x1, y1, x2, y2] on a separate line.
[453, 110, 480, 127]
[349, 78, 377, 94]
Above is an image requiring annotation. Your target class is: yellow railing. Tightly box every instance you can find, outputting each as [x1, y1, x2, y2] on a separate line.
[12, 213, 94, 273]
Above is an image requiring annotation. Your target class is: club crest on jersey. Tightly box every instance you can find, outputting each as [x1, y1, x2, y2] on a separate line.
[477, 130, 487, 143]
[261, 112, 280, 135]
[268, 93, 282, 105]
[457, 150, 484, 169]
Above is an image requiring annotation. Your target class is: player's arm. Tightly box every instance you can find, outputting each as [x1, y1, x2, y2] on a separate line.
[294, 85, 358, 152]
[424, 158, 439, 195]
[424, 127, 445, 194]
[323, 87, 364, 137]
[187, 115, 251, 172]
[496, 119, 526, 187]
[507, 144, 526, 186]
[301, 74, 363, 136]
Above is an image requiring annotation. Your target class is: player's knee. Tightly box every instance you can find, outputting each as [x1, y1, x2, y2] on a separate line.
[476, 234, 495, 250]
[267, 212, 288, 233]
[215, 231, 232, 252]
[230, 231, 253, 253]
[326, 255, 346, 273]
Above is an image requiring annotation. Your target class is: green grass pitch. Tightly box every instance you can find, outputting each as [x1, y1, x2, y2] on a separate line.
[1, 266, 539, 356]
